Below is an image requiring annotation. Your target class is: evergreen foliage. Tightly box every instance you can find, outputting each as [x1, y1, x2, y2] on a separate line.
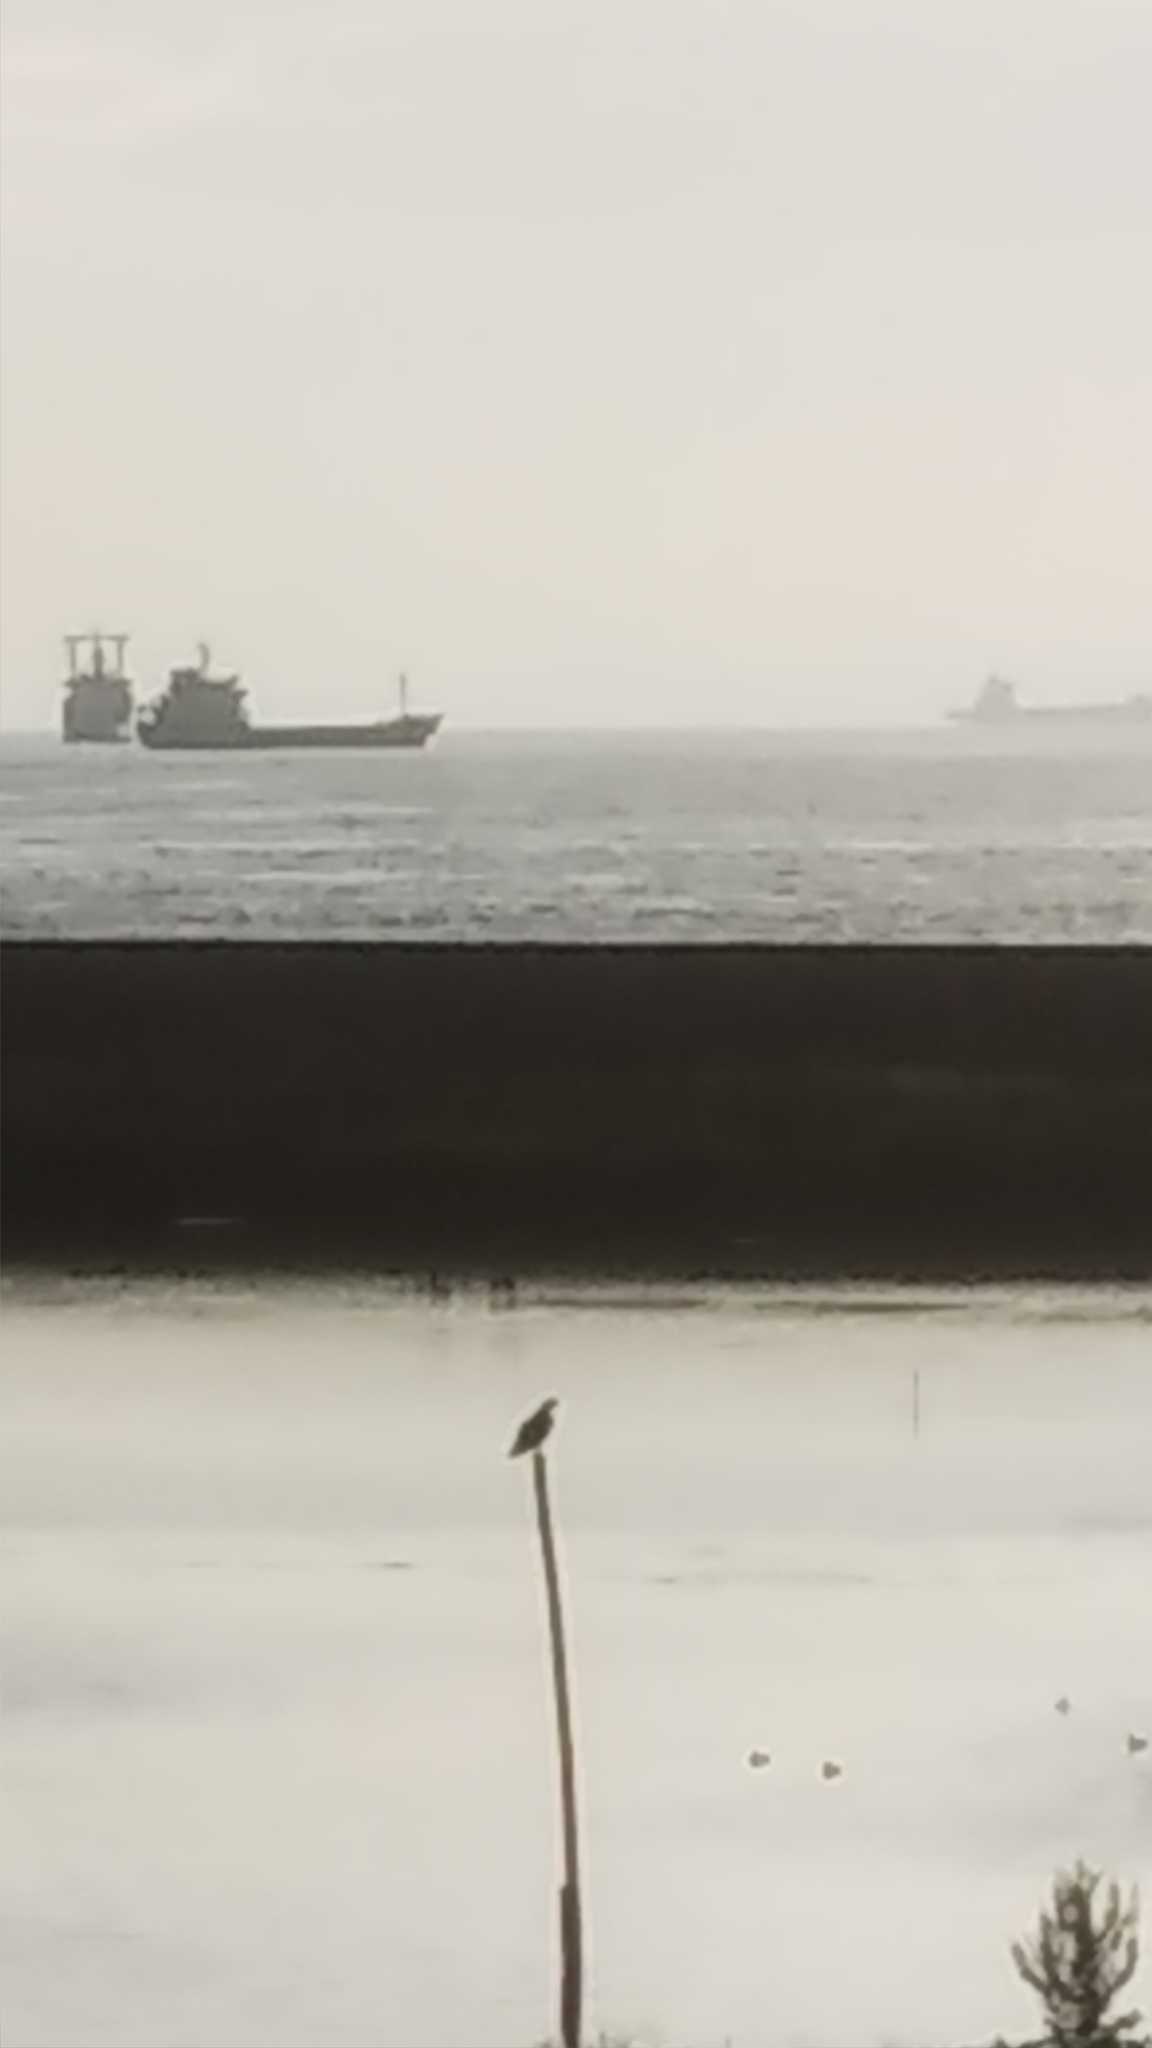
[1010, 1862, 1148, 2048]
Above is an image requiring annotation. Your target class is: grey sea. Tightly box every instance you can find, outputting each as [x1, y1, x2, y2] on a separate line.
[3, 725, 1152, 941]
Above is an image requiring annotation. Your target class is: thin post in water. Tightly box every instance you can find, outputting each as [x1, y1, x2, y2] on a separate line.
[510, 1397, 584, 2048]
[533, 1448, 583, 2048]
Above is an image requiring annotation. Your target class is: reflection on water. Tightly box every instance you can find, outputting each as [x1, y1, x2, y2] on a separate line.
[3, 1276, 1150, 2047]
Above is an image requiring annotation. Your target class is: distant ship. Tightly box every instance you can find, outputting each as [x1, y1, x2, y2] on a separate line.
[62, 632, 134, 743]
[136, 646, 443, 751]
[952, 675, 1152, 726]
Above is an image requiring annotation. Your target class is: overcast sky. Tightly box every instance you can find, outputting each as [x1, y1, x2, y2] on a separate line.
[2, 0, 1149, 727]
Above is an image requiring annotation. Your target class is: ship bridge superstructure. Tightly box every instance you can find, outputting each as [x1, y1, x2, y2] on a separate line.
[136, 643, 252, 748]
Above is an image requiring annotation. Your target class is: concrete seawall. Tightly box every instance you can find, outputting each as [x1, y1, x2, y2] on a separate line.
[4, 942, 1151, 1277]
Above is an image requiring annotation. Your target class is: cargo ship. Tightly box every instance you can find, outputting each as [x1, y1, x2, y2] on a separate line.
[952, 675, 1152, 725]
[61, 633, 134, 743]
[136, 646, 442, 750]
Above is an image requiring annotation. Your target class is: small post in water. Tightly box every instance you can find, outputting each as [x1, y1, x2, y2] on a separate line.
[509, 1398, 584, 2048]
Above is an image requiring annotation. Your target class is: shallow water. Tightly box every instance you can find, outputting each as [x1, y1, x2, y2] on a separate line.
[3, 1276, 1150, 2047]
[4, 727, 1152, 940]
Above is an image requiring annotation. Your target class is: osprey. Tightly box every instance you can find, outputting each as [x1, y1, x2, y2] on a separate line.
[508, 1397, 559, 1458]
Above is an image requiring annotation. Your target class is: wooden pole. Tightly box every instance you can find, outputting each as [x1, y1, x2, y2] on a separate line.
[532, 1447, 584, 2048]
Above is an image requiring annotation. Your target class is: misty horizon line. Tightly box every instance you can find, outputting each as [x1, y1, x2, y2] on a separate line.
[8, 717, 1152, 749]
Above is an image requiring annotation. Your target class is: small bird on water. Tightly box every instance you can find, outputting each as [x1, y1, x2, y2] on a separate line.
[508, 1397, 559, 1458]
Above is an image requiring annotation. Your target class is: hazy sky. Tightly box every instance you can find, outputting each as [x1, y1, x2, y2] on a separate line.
[3, 0, 1150, 727]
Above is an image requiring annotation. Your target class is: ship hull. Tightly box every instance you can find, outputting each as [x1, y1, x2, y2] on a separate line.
[952, 705, 1152, 726]
[62, 677, 135, 745]
[137, 715, 442, 751]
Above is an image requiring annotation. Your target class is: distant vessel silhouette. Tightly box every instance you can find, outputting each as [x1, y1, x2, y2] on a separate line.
[61, 633, 133, 744]
[136, 645, 442, 750]
[952, 675, 1152, 726]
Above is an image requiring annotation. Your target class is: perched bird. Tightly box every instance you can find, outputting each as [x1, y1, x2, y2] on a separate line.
[821, 1761, 843, 1781]
[508, 1397, 559, 1459]
[1127, 1732, 1149, 1756]
[1054, 1696, 1072, 1716]
[747, 1750, 772, 1771]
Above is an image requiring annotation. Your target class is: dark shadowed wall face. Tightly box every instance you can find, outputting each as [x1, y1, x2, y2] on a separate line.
[6, 944, 1152, 1274]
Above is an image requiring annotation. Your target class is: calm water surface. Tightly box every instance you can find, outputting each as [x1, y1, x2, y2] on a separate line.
[3, 1275, 1150, 2047]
